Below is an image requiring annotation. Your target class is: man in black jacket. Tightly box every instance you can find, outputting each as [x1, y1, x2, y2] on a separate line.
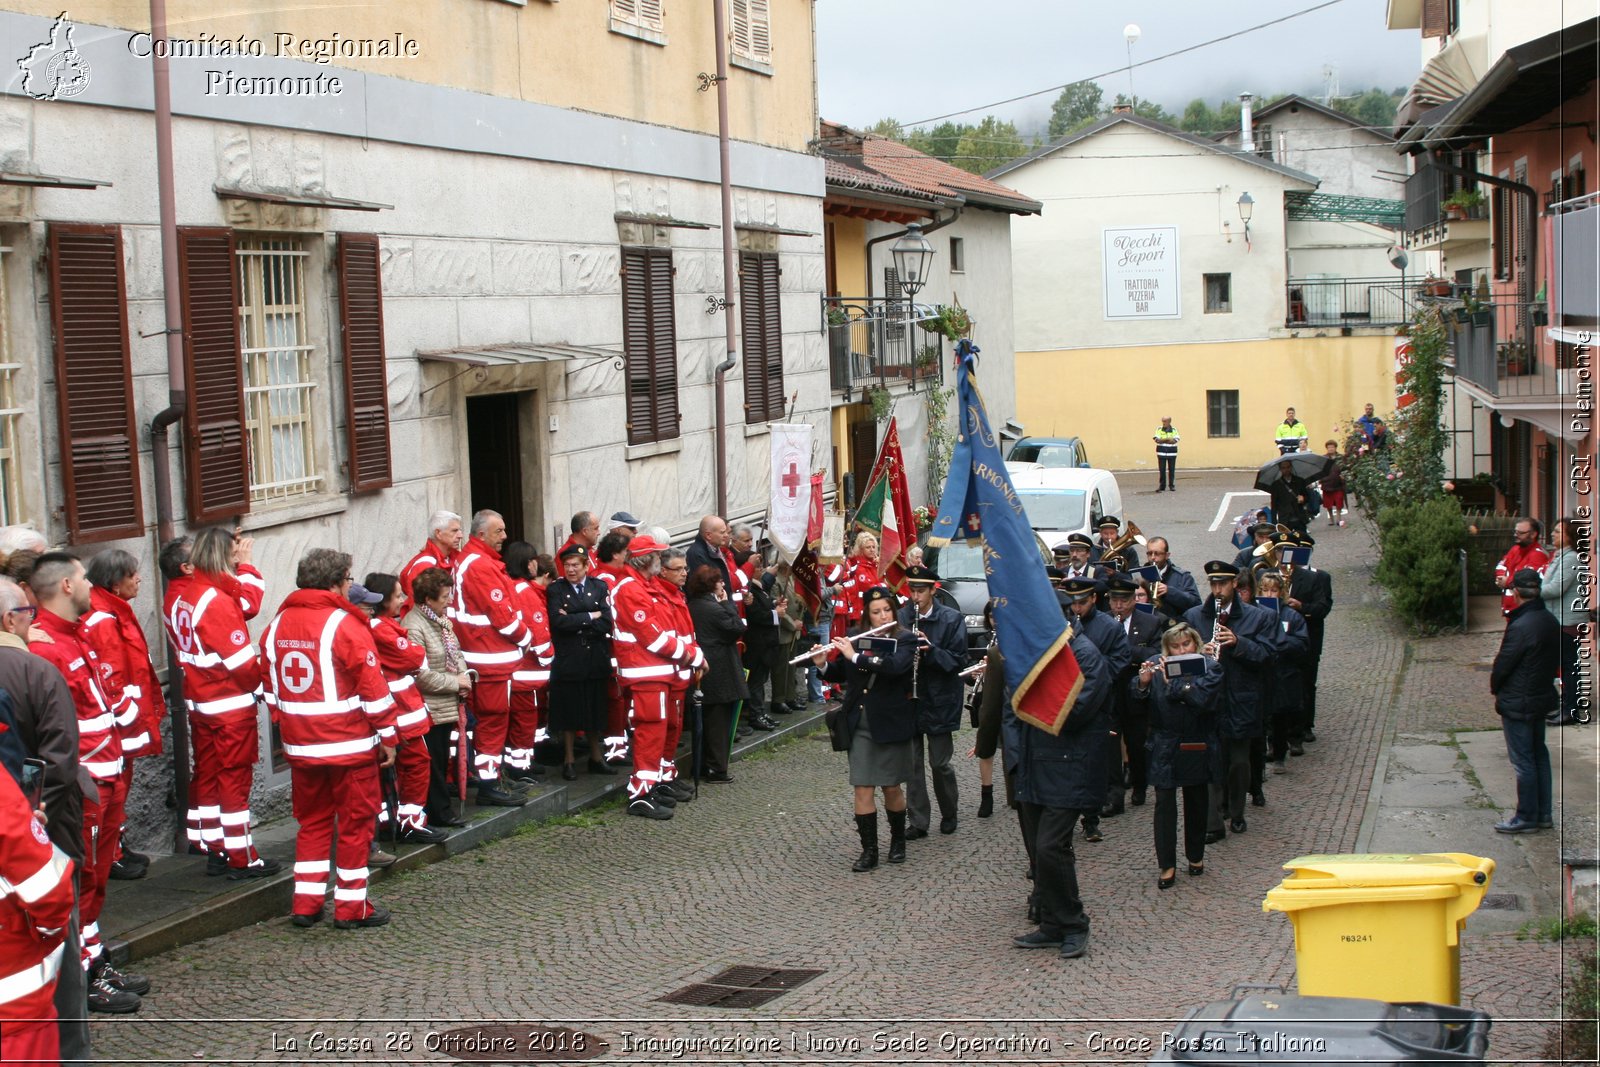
[1285, 534, 1333, 745]
[898, 566, 969, 837]
[685, 515, 732, 591]
[1490, 569, 1560, 834]
[1102, 574, 1164, 813]
[1143, 537, 1202, 616]
[547, 545, 615, 779]
[1061, 576, 1131, 840]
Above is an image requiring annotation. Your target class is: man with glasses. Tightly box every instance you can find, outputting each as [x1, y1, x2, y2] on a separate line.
[1495, 518, 1549, 617]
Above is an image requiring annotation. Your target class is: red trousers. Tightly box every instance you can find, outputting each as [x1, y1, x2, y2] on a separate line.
[661, 690, 686, 782]
[290, 761, 381, 922]
[189, 715, 261, 868]
[79, 774, 125, 965]
[626, 685, 670, 800]
[0, 1018, 59, 1066]
[506, 686, 544, 770]
[604, 680, 629, 762]
[394, 737, 431, 830]
[471, 677, 512, 783]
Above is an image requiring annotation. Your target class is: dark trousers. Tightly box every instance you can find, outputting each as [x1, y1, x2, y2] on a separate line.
[423, 720, 459, 822]
[1106, 700, 1148, 801]
[771, 645, 799, 704]
[1248, 736, 1267, 794]
[702, 701, 734, 776]
[906, 731, 958, 831]
[744, 655, 773, 715]
[1154, 785, 1208, 870]
[1501, 715, 1553, 823]
[1209, 738, 1252, 831]
[1302, 651, 1323, 729]
[1157, 454, 1176, 488]
[1019, 803, 1088, 936]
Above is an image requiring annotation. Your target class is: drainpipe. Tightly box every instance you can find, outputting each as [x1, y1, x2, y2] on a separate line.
[148, 0, 191, 853]
[712, 0, 737, 518]
[1424, 153, 1539, 350]
[864, 205, 962, 305]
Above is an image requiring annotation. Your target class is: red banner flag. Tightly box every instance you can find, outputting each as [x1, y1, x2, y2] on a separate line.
[790, 472, 826, 619]
[854, 419, 918, 594]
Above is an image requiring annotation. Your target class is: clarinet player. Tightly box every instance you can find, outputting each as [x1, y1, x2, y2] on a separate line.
[898, 566, 970, 838]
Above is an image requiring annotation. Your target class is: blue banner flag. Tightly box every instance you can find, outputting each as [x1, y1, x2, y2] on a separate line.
[927, 340, 1083, 733]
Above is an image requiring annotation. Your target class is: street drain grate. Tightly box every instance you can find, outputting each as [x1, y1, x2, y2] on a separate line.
[658, 965, 825, 1009]
[1479, 892, 1521, 910]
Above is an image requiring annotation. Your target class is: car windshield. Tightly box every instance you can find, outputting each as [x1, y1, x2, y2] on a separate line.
[1010, 442, 1076, 466]
[931, 541, 987, 581]
[1017, 488, 1087, 531]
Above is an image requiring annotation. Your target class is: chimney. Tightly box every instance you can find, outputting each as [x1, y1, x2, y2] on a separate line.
[1239, 92, 1256, 154]
[1112, 103, 1134, 115]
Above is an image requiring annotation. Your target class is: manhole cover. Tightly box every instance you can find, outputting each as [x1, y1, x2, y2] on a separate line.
[432, 1024, 608, 1061]
[657, 983, 786, 1008]
[1479, 893, 1520, 910]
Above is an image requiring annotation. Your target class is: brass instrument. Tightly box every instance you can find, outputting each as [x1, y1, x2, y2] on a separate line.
[1250, 538, 1281, 585]
[958, 656, 988, 681]
[1099, 520, 1147, 571]
[788, 620, 896, 666]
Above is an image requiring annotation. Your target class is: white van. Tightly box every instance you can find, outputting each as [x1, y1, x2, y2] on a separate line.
[1005, 467, 1125, 553]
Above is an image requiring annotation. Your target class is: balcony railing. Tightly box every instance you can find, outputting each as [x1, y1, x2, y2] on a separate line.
[822, 296, 945, 396]
[1285, 277, 1417, 328]
[1445, 301, 1566, 399]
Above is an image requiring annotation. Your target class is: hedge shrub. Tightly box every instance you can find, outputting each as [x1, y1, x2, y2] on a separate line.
[1374, 495, 1467, 629]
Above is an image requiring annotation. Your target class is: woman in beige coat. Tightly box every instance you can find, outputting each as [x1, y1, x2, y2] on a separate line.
[402, 567, 474, 826]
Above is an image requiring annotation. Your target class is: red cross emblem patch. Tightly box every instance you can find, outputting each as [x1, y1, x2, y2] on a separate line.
[491, 589, 504, 602]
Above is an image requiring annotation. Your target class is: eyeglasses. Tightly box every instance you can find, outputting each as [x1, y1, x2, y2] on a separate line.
[6, 606, 37, 620]
[341, 574, 354, 584]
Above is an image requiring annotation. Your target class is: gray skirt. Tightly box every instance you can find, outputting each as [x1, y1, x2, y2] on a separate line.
[848, 715, 914, 787]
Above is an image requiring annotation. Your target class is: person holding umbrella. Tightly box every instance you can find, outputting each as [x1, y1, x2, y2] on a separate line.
[1255, 452, 1332, 535]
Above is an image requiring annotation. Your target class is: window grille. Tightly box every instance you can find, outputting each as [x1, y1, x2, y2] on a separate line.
[237, 237, 320, 501]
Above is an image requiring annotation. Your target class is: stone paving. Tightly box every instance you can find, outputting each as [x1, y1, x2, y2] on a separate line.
[86, 472, 1581, 1065]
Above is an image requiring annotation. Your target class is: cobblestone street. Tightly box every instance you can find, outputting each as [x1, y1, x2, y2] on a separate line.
[90, 472, 1576, 1065]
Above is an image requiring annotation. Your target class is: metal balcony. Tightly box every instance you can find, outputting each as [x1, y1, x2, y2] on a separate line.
[1285, 277, 1417, 329]
[822, 296, 945, 397]
[1444, 301, 1564, 400]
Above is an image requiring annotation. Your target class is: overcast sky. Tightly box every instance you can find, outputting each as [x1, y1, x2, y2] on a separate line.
[816, 0, 1421, 134]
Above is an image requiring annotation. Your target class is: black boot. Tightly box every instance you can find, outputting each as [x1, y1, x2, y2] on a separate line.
[977, 785, 994, 819]
[886, 809, 907, 864]
[852, 813, 879, 872]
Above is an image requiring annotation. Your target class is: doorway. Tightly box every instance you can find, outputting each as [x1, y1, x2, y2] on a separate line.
[466, 393, 526, 543]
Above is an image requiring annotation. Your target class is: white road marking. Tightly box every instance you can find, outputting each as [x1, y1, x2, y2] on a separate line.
[1210, 490, 1269, 532]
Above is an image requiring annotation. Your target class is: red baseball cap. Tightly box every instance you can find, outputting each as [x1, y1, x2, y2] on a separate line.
[627, 534, 670, 554]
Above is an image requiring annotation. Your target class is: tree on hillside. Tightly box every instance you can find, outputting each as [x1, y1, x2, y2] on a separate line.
[1177, 96, 1244, 136]
[1329, 87, 1400, 131]
[907, 121, 966, 165]
[1048, 80, 1105, 138]
[952, 116, 1028, 174]
[868, 117, 905, 140]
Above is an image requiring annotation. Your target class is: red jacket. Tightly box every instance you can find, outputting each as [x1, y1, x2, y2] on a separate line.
[82, 586, 163, 758]
[652, 577, 704, 691]
[1497, 543, 1551, 615]
[368, 615, 430, 741]
[0, 769, 75, 1022]
[30, 610, 124, 782]
[400, 539, 457, 602]
[452, 537, 534, 681]
[163, 565, 265, 724]
[260, 588, 397, 766]
[610, 566, 684, 686]
[845, 557, 880, 621]
[511, 579, 554, 689]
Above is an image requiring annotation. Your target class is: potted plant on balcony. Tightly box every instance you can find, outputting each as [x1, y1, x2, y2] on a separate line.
[1421, 274, 1453, 298]
[1443, 188, 1484, 220]
[1531, 280, 1549, 327]
[826, 304, 851, 368]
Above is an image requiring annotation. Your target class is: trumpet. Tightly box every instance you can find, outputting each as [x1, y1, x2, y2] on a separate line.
[958, 656, 988, 681]
[788, 620, 897, 665]
[1100, 520, 1147, 570]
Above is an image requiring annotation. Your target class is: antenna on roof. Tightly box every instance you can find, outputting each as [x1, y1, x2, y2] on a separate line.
[1321, 64, 1339, 105]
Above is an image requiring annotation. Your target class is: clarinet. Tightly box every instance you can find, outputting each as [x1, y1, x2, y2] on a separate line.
[910, 609, 922, 697]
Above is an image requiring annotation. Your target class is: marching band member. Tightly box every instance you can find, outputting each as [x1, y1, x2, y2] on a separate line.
[897, 566, 968, 838]
[1059, 577, 1131, 842]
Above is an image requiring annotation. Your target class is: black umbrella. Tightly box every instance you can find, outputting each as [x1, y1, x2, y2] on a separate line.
[690, 688, 704, 800]
[1254, 451, 1333, 491]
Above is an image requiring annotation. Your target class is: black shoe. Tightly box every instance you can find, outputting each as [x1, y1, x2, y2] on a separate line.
[977, 786, 994, 819]
[1100, 802, 1125, 818]
[433, 812, 468, 828]
[939, 815, 958, 835]
[1059, 930, 1089, 959]
[474, 785, 528, 808]
[205, 852, 229, 877]
[291, 910, 324, 927]
[1158, 871, 1176, 890]
[905, 826, 929, 841]
[662, 780, 694, 803]
[1251, 791, 1266, 808]
[1289, 742, 1305, 756]
[886, 809, 907, 864]
[333, 904, 391, 930]
[1188, 863, 1205, 877]
[397, 825, 449, 845]
[504, 768, 543, 786]
[110, 857, 148, 880]
[852, 847, 879, 872]
[1131, 788, 1147, 806]
[1205, 829, 1227, 844]
[1083, 824, 1104, 843]
[1303, 729, 1316, 743]
[750, 715, 779, 731]
[88, 975, 142, 1014]
[1011, 929, 1063, 949]
[769, 704, 795, 716]
[703, 770, 735, 783]
[120, 843, 150, 866]
[228, 856, 283, 880]
[628, 797, 674, 820]
[1230, 817, 1247, 833]
[94, 961, 151, 995]
[561, 763, 578, 781]
[785, 701, 807, 712]
[587, 760, 617, 776]
[647, 786, 677, 808]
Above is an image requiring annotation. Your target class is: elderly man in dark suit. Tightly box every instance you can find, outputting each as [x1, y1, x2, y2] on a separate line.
[897, 566, 969, 838]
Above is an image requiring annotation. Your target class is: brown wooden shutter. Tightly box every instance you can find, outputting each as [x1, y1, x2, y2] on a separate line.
[621, 247, 679, 445]
[177, 227, 250, 523]
[336, 233, 392, 493]
[1421, 0, 1450, 38]
[739, 251, 784, 424]
[46, 224, 144, 543]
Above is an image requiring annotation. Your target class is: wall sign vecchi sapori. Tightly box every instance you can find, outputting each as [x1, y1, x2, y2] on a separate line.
[1103, 225, 1180, 320]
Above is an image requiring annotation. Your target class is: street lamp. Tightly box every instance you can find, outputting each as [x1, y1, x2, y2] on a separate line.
[1237, 191, 1254, 250]
[890, 223, 934, 300]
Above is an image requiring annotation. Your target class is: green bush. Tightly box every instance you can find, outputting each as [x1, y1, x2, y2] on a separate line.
[1374, 496, 1467, 629]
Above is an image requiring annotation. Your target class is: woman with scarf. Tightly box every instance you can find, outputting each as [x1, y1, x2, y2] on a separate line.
[403, 567, 475, 825]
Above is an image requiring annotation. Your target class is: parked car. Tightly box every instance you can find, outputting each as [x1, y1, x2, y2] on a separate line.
[923, 531, 1054, 660]
[1004, 435, 1091, 469]
[1008, 467, 1124, 554]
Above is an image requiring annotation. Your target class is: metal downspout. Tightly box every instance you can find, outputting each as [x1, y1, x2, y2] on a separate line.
[712, 0, 737, 518]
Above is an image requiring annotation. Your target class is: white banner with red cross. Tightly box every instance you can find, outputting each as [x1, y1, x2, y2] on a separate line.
[768, 423, 813, 561]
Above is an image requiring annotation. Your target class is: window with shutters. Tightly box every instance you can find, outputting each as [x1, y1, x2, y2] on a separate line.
[739, 251, 784, 424]
[1207, 389, 1239, 438]
[621, 246, 679, 446]
[237, 236, 321, 502]
[1493, 182, 1511, 279]
[0, 245, 21, 526]
[47, 224, 145, 543]
[730, 0, 772, 72]
[883, 266, 905, 342]
[337, 234, 392, 493]
[1421, 0, 1456, 38]
[609, 0, 665, 44]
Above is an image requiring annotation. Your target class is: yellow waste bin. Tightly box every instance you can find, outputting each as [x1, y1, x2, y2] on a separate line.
[1262, 852, 1495, 1006]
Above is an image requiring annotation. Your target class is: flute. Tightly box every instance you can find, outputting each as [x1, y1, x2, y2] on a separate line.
[788, 620, 897, 665]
